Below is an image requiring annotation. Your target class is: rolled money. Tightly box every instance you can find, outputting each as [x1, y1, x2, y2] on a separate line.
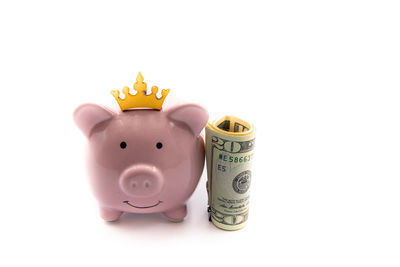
[206, 116, 255, 230]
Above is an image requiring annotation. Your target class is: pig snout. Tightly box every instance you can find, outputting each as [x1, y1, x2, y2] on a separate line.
[119, 165, 164, 197]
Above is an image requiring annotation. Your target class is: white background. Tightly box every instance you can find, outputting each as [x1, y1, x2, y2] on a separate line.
[0, 1, 399, 266]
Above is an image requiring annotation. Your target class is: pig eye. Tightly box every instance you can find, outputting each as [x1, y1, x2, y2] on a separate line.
[156, 142, 163, 149]
[120, 141, 127, 149]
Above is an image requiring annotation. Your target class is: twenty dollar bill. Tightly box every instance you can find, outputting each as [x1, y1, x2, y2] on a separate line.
[206, 116, 255, 230]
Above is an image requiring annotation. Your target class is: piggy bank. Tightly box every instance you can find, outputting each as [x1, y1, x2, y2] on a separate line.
[73, 73, 208, 222]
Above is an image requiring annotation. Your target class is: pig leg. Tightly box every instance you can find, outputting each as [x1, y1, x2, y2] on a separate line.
[163, 204, 187, 222]
[100, 207, 123, 222]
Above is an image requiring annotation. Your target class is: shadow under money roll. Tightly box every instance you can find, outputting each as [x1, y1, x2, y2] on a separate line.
[205, 116, 255, 231]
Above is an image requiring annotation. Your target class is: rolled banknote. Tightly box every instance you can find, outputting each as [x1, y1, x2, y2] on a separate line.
[206, 116, 255, 230]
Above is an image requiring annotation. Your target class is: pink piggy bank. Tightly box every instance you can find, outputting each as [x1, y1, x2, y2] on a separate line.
[74, 103, 208, 222]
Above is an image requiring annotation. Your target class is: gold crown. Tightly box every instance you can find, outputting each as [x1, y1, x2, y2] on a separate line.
[111, 72, 170, 111]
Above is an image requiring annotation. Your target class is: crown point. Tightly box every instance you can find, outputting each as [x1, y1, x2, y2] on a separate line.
[111, 90, 120, 98]
[137, 72, 143, 83]
[122, 86, 130, 96]
[134, 72, 147, 93]
[151, 86, 159, 95]
[161, 89, 170, 97]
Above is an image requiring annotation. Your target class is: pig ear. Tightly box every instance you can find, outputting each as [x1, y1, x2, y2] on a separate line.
[73, 104, 114, 138]
[166, 104, 209, 136]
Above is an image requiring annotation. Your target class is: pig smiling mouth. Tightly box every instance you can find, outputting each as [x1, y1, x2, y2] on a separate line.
[123, 200, 163, 209]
